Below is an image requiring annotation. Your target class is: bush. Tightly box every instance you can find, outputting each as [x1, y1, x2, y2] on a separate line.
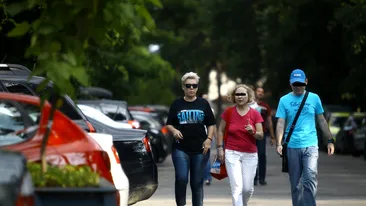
[27, 162, 100, 188]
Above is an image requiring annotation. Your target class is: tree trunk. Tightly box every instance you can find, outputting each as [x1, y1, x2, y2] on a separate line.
[40, 95, 61, 174]
[216, 61, 223, 124]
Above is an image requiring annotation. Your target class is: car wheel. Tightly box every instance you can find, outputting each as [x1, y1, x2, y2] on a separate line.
[335, 136, 345, 154]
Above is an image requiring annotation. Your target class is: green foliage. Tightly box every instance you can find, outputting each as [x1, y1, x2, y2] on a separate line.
[3, 0, 168, 99]
[27, 162, 100, 188]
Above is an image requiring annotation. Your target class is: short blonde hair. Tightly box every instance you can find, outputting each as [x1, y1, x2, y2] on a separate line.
[181, 72, 200, 86]
[228, 84, 254, 104]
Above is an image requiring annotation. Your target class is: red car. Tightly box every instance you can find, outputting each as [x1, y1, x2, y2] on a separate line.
[0, 93, 115, 204]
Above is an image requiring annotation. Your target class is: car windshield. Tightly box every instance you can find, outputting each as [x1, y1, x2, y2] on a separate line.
[0, 101, 39, 146]
[131, 112, 163, 129]
[78, 104, 132, 129]
[99, 104, 131, 122]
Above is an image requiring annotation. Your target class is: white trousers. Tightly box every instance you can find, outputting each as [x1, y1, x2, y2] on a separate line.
[225, 149, 258, 206]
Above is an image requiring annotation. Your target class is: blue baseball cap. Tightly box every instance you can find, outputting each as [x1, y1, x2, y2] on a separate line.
[289, 69, 306, 84]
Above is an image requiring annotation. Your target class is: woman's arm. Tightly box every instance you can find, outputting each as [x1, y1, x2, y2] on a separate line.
[216, 119, 226, 148]
[253, 122, 264, 140]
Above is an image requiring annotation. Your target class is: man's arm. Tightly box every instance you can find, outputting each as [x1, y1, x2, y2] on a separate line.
[267, 116, 276, 140]
[276, 118, 285, 146]
[316, 114, 332, 140]
[207, 125, 215, 140]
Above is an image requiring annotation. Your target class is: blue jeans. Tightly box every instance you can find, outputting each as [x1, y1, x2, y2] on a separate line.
[254, 136, 266, 182]
[172, 149, 210, 206]
[287, 146, 319, 206]
[204, 159, 212, 182]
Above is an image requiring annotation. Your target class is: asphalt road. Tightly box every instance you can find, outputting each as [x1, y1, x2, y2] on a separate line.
[136, 141, 366, 206]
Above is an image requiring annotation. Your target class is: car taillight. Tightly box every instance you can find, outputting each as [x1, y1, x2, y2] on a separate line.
[143, 136, 152, 153]
[101, 151, 111, 171]
[161, 126, 168, 135]
[111, 146, 120, 164]
[86, 121, 96, 133]
[16, 172, 35, 206]
[128, 120, 140, 129]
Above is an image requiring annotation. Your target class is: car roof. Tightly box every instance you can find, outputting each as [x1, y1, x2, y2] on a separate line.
[77, 99, 128, 106]
[0, 64, 32, 76]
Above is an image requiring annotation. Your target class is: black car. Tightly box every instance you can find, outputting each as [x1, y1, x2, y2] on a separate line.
[129, 106, 174, 155]
[85, 118, 158, 205]
[130, 110, 169, 163]
[0, 63, 158, 205]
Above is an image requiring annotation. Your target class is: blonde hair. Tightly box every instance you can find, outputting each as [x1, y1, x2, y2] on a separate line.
[181, 72, 200, 85]
[228, 84, 254, 104]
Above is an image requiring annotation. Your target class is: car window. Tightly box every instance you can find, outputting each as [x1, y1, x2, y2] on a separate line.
[100, 104, 131, 121]
[2, 82, 34, 95]
[48, 95, 83, 121]
[131, 112, 162, 129]
[0, 101, 39, 146]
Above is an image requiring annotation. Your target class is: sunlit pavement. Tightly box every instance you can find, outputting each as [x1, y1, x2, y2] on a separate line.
[136, 140, 366, 206]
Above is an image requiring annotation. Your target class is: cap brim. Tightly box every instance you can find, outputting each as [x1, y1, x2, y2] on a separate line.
[290, 78, 306, 84]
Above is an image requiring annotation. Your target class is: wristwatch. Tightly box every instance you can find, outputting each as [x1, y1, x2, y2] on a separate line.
[327, 138, 335, 144]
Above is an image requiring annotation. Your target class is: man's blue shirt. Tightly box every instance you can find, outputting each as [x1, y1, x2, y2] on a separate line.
[276, 91, 324, 148]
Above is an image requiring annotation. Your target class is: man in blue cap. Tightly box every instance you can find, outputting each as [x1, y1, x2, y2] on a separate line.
[275, 69, 335, 206]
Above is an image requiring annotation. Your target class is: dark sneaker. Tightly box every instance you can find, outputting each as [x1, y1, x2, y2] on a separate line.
[259, 180, 267, 185]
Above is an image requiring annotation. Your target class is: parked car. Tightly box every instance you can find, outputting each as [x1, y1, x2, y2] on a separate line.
[0, 92, 115, 190]
[335, 112, 366, 155]
[84, 117, 158, 205]
[0, 149, 34, 206]
[78, 104, 132, 129]
[0, 64, 96, 133]
[0, 64, 157, 205]
[88, 133, 129, 206]
[129, 105, 170, 124]
[129, 106, 173, 155]
[353, 118, 366, 157]
[78, 103, 158, 204]
[129, 110, 169, 163]
[319, 112, 350, 150]
[77, 99, 140, 129]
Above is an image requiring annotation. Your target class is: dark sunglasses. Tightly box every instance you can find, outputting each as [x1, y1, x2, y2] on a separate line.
[235, 93, 247, 96]
[292, 82, 306, 87]
[185, 84, 198, 89]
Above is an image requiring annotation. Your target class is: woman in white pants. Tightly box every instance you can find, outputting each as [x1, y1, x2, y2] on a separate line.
[217, 84, 264, 206]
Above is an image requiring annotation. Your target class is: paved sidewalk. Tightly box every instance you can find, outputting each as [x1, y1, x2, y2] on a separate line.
[136, 142, 366, 206]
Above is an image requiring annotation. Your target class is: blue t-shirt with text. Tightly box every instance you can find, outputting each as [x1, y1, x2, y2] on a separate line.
[275, 91, 324, 148]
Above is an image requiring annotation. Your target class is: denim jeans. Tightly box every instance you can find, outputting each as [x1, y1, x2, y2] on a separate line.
[254, 136, 266, 182]
[225, 149, 258, 206]
[287, 146, 319, 206]
[204, 159, 212, 182]
[172, 149, 210, 206]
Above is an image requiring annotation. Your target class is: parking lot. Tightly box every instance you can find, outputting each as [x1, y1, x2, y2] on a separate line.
[136, 143, 366, 206]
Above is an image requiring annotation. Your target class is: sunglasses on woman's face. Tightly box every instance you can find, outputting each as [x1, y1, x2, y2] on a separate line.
[235, 93, 247, 96]
[185, 84, 198, 89]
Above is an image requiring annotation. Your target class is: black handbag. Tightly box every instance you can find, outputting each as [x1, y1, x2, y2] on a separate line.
[281, 91, 309, 173]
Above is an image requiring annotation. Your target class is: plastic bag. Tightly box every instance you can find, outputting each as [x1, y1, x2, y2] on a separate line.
[210, 155, 228, 180]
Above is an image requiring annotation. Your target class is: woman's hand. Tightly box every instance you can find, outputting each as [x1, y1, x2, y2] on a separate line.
[202, 138, 211, 154]
[245, 119, 256, 135]
[173, 129, 183, 140]
[218, 147, 225, 163]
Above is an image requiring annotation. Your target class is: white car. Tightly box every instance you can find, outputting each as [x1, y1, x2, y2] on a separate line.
[78, 104, 132, 129]
[88, 133, 129, 206]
